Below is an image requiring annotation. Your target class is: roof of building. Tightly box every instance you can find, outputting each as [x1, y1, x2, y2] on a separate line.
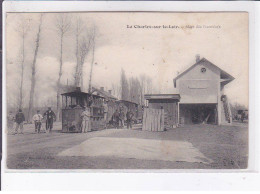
[91, 87, 117, 100]
[61, 87, 104, 99]
[173, 57, 235, 85]
[144, 94, 181, 101]
[117, 99, 139, 105]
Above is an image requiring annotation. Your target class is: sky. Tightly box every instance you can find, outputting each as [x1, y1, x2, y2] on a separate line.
[5, 12, 249, 108]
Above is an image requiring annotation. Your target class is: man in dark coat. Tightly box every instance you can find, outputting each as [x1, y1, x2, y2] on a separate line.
[44, 107, 56, 133]
[14, 109, 25, 135]
[112, 109, 120, 129]
[126, 110, 134, 129]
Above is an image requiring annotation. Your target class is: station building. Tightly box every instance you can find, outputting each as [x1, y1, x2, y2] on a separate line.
[173, 55, 234, 125]
[145, 55, 234, 126]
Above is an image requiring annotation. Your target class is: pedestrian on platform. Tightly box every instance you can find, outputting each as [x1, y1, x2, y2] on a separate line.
[126, 110, 134, 129]
[44, 107, 56, 133]
[33, 110, 44, 133]
[119, 108, 125, 128]
[81, 106, 91, 133]
[103, 100, 108, 127]
[112, 109, 120, 129]
[14, 109, 25, 135]
[241, 111, 246, 123]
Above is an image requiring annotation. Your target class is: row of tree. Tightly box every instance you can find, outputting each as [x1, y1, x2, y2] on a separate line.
[119, 69, 156, 105]
[10, 13, 159, 123]
[13, 14, 96, 122]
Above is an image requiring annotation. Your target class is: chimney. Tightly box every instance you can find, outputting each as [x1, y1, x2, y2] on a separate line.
[100, 87, 104, 91]
[108, 90, 112, 94]
[196, 54, 200, 63]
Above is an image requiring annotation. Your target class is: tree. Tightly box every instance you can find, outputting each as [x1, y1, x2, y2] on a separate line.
[129, 77, 141, 104]
[146, 76, 153, 94]
[112, 83, 121, 99]
[139, 74, 147, 105]
[55, 13, 71, 121]
[27, 14, 43, 122]
[16, 17, 30, 109]
[74, 17, 85, 87]
[120, 69, 129, 101]
[139, 74, 154, 105]
[88, 26, 96, 93]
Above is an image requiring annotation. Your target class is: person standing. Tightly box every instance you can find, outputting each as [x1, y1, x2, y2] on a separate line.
[241, 110, 245, 123]
[112, 109, 120, 129]
[14, 109, 25, 135]
[44, 107, 56, 133]
[7, 111, 15, 134]
[81, 106, 91, 133]
[119, 108, 125, 128]
[126, 110, 134, 129]
[32, 110, 44, 133]
[103, 101, 108, 127]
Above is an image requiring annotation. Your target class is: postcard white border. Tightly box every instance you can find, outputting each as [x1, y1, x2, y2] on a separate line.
[2, 0, 260, 190]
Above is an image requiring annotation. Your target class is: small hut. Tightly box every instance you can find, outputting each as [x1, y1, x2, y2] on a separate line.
[144, 94, 180, 130]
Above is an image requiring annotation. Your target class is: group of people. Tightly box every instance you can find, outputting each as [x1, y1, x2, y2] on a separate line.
[111, 108, 134, 129]
[7, 107, 56, 135]
[7, 104, 136, 134]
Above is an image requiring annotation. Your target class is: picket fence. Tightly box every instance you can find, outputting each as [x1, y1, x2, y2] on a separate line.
[142, 108, 165, 132]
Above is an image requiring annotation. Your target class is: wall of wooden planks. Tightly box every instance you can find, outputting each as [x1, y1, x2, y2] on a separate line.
[142, 108, 165, 132]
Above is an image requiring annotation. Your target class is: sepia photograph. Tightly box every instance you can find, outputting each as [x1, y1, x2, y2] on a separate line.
[4, 11, 249, 170]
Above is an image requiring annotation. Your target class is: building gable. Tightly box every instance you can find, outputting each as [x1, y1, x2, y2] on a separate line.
[173, 57, 234, 87]
[174, 57, 229, 104]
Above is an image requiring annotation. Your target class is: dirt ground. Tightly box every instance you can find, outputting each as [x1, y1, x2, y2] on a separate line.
[6, 121, 248, 169]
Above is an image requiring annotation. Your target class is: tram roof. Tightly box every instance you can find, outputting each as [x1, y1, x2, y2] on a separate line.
[117, 100, 139, 105]
[61, 91, 104, 99]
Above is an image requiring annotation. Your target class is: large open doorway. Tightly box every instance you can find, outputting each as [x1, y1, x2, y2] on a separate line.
[179, 104, 217, 124]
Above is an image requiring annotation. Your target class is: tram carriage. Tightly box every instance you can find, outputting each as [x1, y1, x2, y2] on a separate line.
[116, 100, 143, 123]
[61, 88, 106, 132]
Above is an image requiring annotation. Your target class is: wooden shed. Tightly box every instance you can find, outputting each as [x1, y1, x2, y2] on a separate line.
[144, 94, 181, 129]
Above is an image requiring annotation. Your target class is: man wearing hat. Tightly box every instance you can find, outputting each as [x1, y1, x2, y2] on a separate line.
[32, 110, 44, 133]
[14, 109, 25, 134]
[43, 107, 56, 133]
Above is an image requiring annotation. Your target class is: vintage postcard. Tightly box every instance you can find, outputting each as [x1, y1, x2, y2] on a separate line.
[4, 10, 249, 171]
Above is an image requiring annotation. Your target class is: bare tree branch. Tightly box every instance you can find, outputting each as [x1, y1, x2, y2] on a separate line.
[74, 23, 95, 88]
[27, 14, 44, 122]
[15, 17, 31, 109]
[55, 13, 72, 122]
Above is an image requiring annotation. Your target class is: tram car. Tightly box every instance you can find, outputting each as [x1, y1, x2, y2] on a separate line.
[61, 88, 106, 132]
[116, 100, 143, 123]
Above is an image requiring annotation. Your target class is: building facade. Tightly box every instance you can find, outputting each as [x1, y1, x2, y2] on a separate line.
[173, 56, 234, 125]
